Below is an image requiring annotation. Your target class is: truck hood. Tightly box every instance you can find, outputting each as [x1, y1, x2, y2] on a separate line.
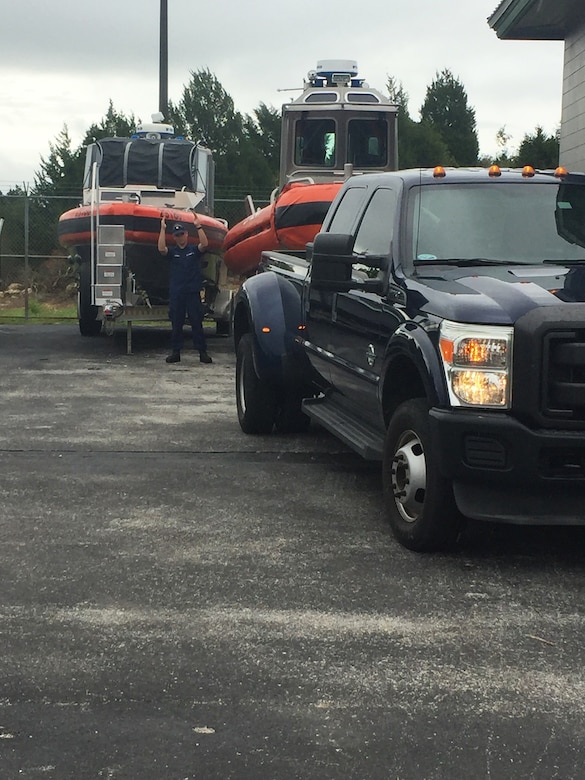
[408, 263, 585, 324]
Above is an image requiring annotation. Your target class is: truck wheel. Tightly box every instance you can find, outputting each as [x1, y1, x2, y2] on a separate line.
[78, 262, 102, 337]
[236, 333, 277, 434]
[383, 398, 463, 552]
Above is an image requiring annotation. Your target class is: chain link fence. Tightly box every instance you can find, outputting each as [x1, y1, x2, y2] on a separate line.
[0, 193, 268, 320]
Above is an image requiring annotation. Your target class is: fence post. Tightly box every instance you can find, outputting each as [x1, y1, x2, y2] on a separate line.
[24, 189, 30, 320]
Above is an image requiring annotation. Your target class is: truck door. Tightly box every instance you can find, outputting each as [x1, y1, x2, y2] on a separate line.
[304, 186, 367, 384]
[327, 187, 401, 426]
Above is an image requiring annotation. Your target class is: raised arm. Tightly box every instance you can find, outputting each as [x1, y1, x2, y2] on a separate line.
[193, 214, 209, 252]
[158, 215, 168, 255]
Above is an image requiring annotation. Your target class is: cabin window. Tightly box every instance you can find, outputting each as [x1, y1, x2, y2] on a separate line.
[347, 119, 388, 167]
[304, 92, 339, 103]
[346, 93, 380, 103]
[294, 119, 336, 167]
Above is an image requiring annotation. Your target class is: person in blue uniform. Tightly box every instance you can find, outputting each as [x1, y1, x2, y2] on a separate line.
[158, 215, 213, 364]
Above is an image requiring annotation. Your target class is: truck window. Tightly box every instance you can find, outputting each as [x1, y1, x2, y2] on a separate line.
[351, 188, 396, 278]
[354, 188, 396, 257]
[409, 183, 585, 264]
[326, 187, 367, 234]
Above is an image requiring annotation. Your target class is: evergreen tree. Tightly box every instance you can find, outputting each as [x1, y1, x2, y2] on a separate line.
[81, 101, 136, 145]
[244, 102, 281, 187]
[420, 69, 479, 165]
[33, 103, 137, 198]
[169, 68, 279, 197]
[33, 125, 84, 197]
[512, 126, 559, 169]
[386, 75, 453, 168]
[168, 67, 244, 155]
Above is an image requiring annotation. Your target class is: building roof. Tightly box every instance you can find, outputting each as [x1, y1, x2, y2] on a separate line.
[489, 0, 585, 40]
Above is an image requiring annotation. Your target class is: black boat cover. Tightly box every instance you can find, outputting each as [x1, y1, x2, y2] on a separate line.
[84, 137, 198, 190]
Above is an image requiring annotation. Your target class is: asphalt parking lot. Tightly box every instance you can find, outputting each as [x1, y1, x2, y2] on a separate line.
[2, 322, 585, 779]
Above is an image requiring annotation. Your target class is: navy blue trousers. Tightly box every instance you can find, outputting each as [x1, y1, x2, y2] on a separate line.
[169, 288, 207, 352]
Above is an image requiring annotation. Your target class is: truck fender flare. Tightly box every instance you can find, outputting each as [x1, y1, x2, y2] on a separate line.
[380, 323, 449, 410]
[234, 271, 303, 383]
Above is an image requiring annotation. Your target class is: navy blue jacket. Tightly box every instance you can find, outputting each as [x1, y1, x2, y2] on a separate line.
[167, 244, 206, 293]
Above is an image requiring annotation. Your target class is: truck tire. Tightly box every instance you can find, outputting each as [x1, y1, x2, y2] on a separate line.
[383, 398, 463, 552]
[236, 333, 277, 434]
[78, 262, 102, 337]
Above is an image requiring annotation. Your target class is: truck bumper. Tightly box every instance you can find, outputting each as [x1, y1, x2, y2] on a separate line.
[429, 408, 585, 525]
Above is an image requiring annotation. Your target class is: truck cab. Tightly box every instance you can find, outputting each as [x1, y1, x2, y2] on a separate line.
[234, 165, 585, 551]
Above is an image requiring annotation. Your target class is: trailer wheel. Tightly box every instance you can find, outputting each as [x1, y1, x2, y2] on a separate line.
[383, 398, 463, 552]
[78, 262, 102, 337]
[236, 333, 277, 434]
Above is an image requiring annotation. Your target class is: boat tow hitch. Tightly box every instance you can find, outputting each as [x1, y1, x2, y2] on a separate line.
[102, 302, 123, 335]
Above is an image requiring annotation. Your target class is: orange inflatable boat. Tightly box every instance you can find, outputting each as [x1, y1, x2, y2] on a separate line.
[223, 181, 343, 275]
[58, 204, 227, 253]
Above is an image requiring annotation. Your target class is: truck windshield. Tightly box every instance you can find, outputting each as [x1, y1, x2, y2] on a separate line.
[409, 182, 585, 265]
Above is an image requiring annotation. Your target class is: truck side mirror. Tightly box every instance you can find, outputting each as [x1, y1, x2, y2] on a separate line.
[310, 233, 355, 290]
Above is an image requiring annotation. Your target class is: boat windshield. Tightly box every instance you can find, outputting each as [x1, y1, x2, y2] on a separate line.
[347, 118, 387, 167]
[294, 118, 336, 167]
[408, 182, 585, 265]
[293, 117, 388, 169]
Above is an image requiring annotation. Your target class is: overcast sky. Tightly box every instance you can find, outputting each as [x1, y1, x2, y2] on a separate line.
[0, 0, 565, 190]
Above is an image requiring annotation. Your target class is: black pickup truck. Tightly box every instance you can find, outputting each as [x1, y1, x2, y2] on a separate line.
[232, 166, 585, 551]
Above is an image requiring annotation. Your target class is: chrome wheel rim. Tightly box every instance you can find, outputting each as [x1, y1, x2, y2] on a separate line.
[391, 430, 427, 523]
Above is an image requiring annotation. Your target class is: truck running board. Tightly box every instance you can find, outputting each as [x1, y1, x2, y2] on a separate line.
[302, 397, 384, 460]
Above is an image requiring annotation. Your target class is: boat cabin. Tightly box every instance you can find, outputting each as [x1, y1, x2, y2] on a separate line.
[81, 129, 214, 213]
[279, 59, 399, 187]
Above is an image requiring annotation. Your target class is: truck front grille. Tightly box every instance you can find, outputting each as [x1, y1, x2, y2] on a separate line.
[543, 330, 585, 421]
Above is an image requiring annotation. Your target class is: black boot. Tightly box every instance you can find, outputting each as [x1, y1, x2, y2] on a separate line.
[199, 351, 212, 364]
[166, 352, 181, 363]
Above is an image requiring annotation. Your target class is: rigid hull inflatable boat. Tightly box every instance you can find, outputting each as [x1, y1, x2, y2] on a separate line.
[58, 118, 232, 336]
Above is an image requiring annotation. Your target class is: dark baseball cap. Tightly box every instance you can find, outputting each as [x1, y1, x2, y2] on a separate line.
[172, 223, 187, 234]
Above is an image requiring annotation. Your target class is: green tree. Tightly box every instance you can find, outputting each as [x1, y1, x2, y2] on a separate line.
[34, 125, 84, 197]
[386, 75, 453, 168]
[244, 102, 281, 187]
[81, 101, 136, 145]
[33, 103, 138, 199]
[512, 126, 559, 169]
[168, 67, 244, 155]
[169, 68, 279, 197]
[31, 104, 138, 261]
[420, 69, 479, 165]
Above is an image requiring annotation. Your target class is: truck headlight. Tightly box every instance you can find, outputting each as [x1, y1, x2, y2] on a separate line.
[439, 321, 513, 408]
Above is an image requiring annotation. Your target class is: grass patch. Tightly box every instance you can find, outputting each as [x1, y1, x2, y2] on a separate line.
[0, 300, 77, 323]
